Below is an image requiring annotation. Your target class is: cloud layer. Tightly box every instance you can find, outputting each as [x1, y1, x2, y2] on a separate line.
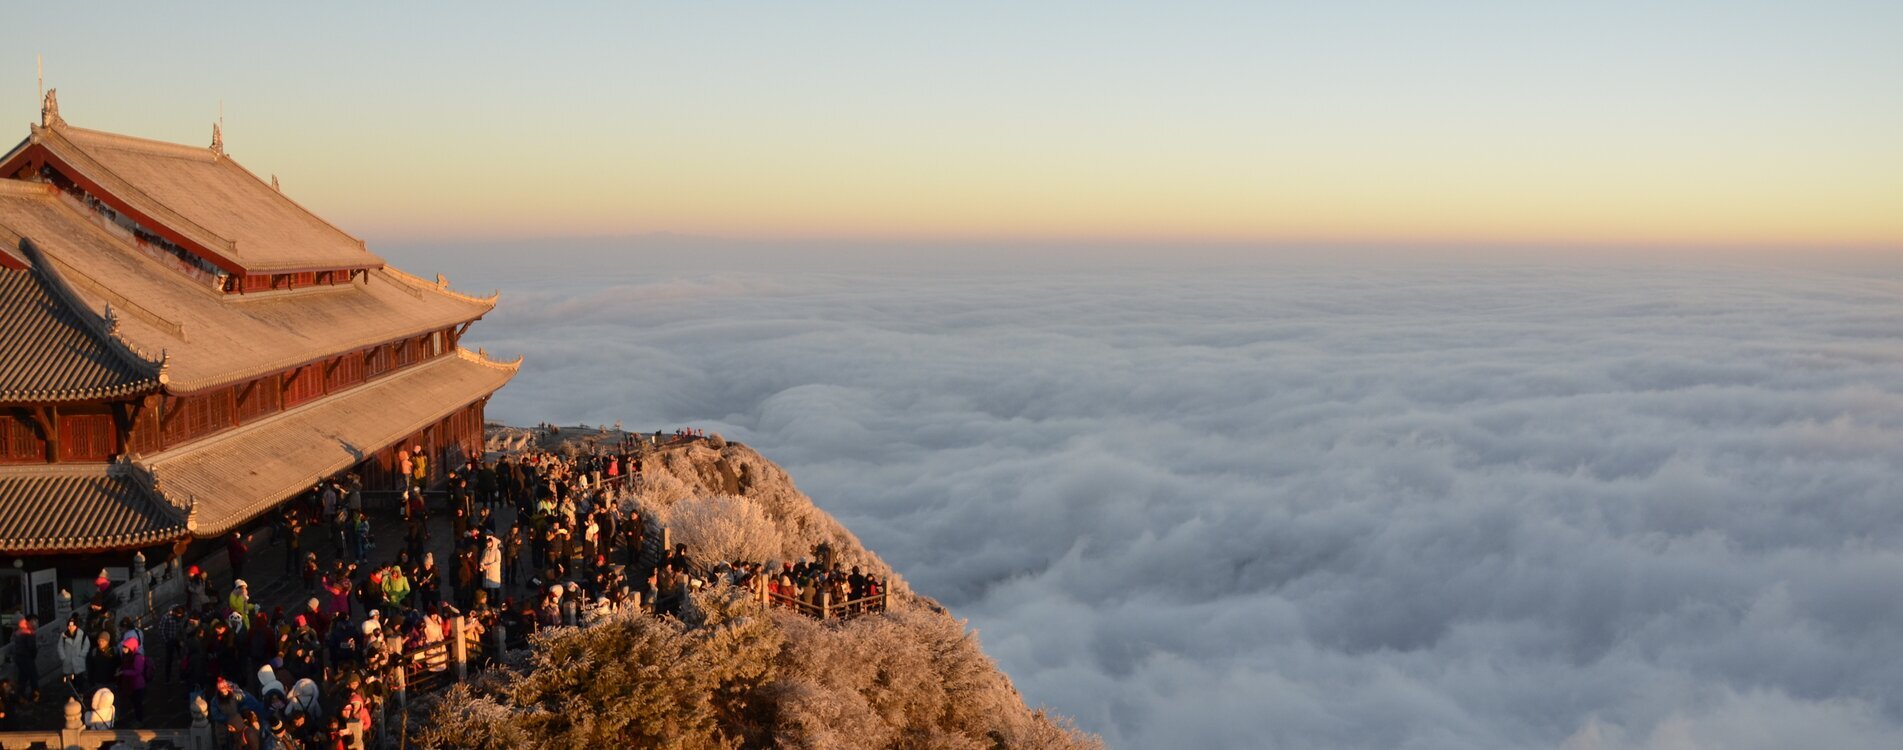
[396, 244, 1903, 749]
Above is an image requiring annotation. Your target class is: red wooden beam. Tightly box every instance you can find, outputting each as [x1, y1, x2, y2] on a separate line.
[34, 405, 58, 463]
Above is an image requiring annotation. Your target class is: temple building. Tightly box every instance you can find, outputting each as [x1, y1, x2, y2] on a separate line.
[0, 92, 516, 619]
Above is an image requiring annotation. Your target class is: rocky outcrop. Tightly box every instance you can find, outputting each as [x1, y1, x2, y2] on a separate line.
[451, 425, 1097, 749]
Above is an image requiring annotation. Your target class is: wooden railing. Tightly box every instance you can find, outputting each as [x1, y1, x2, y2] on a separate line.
[763, 582, 889, 620]
[0, 448, 889, 749]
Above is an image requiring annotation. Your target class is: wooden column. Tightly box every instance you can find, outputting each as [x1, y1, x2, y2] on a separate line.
[32, 406, 57, 463]
[450, 615, 468, 682]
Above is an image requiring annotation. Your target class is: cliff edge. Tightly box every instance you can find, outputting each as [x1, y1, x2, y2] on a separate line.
[416, 426, 1099, 750]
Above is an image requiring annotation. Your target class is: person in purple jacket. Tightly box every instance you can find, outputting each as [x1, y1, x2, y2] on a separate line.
[116, 638, 151, 727]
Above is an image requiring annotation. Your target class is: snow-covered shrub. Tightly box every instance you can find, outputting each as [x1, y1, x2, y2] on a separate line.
[631, 467, 694, 508]
[416, 592, 783, 750]
[657, 494, 782, 565]
[766, 608, 1101, 750]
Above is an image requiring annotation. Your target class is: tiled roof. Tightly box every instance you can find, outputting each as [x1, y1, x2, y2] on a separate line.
[0, 464, 186, 554]
[0, 186, 494, 394]
[10, 124, 383, 274]
[0, 231, 165, 403]
[0, 216, 25, 268]
[144, 349, 517, 536]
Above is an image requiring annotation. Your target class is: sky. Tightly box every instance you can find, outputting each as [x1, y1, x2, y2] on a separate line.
[379, 243, 1903, 749]
[9, 5, 1903, 747]
[8, 2, 1902, 250]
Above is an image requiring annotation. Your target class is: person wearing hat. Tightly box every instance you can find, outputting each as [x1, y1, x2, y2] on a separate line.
[481, 534, 504, 595]
[381, 564, 412, 608]
[82, 686, 114, 729]
[84, 580, 111, 633]
[298, 597, 329, 639]
[416, 552, 443, 610]
[187, 565, 212, 611]
[211, 676, 262, 729]
[412, 444, 430, 492]
[86, 630, 118, 690]
[118, 616, 143, 656]
[228, 579, 253, 616]
[255, 664, 285, 702]
[288, 676, 322, 719]
[116, 637, 150, 726]
[286, 619, 320, 682]
[268, 712, 294, 749]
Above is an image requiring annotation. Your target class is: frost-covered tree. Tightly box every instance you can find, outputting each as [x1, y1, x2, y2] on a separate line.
[656, 494, 783, 565]
[767, 607, 1100, 750]
[417, 592, 782, 750]
[450, 429, 1099, 749]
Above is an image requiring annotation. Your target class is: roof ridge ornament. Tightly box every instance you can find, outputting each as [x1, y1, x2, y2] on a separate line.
[41, 88, 63, 129]
[210, 122, 224, 157]
[17, 238, 168, 382]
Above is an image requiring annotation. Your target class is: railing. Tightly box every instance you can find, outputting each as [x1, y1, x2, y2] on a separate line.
[0, 554, 185, 696]
[391, 633, 456, 695]
[1, 444, 889, 748]
[762, 582, 889, 620]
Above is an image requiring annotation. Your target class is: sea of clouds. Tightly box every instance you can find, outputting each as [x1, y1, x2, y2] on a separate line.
[385, 241, 1903, 749]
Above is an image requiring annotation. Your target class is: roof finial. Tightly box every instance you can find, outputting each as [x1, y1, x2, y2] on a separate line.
[40, 87, 62, 129]
[270, 174, 280, 192]
[210, 122, 224, 156]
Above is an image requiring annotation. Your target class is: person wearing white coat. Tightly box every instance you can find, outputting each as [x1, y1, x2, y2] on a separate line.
[288, 677, 323, 720]
[480, 535, 504, 593]
[83, 686, 115, 729]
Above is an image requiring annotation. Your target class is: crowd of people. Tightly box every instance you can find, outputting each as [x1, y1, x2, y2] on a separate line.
[1, 430, 885, 748]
